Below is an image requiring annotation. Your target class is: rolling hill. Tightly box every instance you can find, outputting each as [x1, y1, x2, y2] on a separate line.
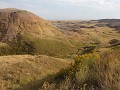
[0, 8, 63, 41]
[0, 55, 71, 90]
[0, 8, 119, 90]
[0, 8, 77, 57]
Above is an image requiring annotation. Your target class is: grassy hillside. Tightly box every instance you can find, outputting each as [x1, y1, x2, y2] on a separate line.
[0, 8, 79, 58]
[52, 21, 120, 46]
[0, 55, 71, 90]
[38, 49, 120, 90]
[0, 33, 77, 58]
[0, 17, 120, 90]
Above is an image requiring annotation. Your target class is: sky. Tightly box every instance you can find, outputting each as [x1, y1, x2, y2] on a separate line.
[0, 0, 120, 20]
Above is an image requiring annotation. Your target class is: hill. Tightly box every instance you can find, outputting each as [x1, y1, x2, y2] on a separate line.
[52, 20, 120, 46]
[0, 8, 62, 42]
[0, 9, 119, 90]
[0, 55, 71, 90]
[0, 8, 77, 57]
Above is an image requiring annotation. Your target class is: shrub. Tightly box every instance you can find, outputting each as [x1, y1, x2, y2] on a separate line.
[53, 52, 100, 89]
[42, 50, 120, 90]
[9, 33, 36, 55]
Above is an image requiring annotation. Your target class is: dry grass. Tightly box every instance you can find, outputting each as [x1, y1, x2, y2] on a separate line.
[93, 50, 120, 90]
[52, 20, 120, 46]
[0, 55, 71, 90]
[39, 49, 120, 90]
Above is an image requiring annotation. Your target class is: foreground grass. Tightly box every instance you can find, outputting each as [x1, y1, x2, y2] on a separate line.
[0, 55, 71, 90]
[39, 49, 120, 90]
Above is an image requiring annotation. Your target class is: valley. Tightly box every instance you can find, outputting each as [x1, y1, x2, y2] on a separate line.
[0, 8, 119, 90]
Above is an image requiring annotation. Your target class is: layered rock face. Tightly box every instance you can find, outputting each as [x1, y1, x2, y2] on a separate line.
[0, 8, 62, 42]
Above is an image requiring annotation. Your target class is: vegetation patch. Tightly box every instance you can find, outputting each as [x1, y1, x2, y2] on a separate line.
[38, 49, 120, 90]
[0, 33, 76, 57]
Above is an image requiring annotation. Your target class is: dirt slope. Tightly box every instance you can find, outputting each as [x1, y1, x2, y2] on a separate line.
[0, 8, 62, 42]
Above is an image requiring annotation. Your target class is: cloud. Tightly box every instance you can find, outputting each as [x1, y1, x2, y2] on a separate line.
[0, 0, 120, 19]
[59, 0, 106, 4]
[59, 0, 108, 4]
[58, 0, 120, 11]
[59, 0, 120, 6]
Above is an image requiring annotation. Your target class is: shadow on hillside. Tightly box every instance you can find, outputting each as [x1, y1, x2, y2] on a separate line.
[15, 74, 56, 90]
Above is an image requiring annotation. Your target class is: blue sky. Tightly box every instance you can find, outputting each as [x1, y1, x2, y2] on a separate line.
[0, 0, 120, 20]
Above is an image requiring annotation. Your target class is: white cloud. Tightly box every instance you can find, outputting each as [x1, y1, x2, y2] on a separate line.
[0, 0, 120, 19]
[59, 0, 106, 4]
[59, 0, 120, 6]
[58, 0, 120, 11]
